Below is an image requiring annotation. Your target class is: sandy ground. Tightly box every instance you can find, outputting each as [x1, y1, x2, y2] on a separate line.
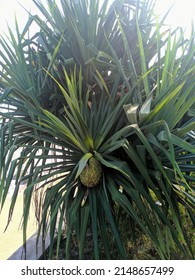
[0, 189, 37, 260]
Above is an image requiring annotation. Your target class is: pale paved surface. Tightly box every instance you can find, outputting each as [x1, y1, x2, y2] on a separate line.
[0, 190, 37, 260]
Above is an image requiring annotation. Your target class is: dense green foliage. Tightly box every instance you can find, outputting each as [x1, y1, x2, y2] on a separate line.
[0, 0, 195, 259]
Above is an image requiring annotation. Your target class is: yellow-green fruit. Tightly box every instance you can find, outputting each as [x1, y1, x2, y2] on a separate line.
[80, 157, 102, 188]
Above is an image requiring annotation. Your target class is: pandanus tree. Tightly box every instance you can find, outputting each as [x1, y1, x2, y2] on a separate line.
[0, 0, 195, 259]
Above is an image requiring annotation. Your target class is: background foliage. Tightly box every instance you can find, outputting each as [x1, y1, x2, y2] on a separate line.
[0, 0, 195, 259]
